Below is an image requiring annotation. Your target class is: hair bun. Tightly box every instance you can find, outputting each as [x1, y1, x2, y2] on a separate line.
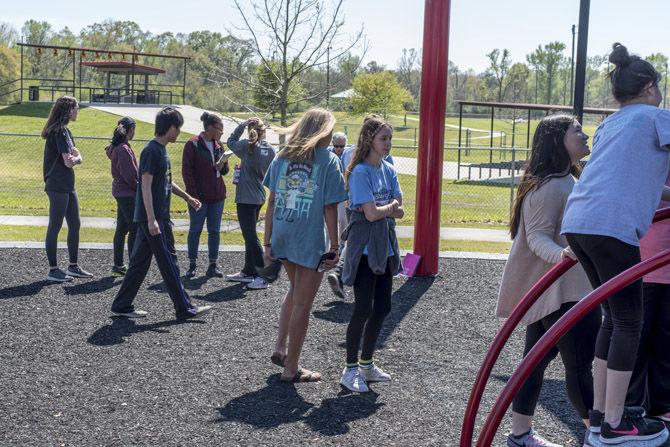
[200, 111, 210, 122]
[609, 42, 631, 66]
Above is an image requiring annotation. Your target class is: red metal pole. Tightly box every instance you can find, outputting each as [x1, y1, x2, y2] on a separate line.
[460, 258, 577, 447]
[476, 247, 670, 447]
[413, 0, 451, 276]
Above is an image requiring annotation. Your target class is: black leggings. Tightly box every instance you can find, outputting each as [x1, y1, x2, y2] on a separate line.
[346, 256, 393, 364]
[236, 203, 264, 276]
[512, 302, 601, 418]
[113, 197, 137, 267]
[566, 233, 643, 372]
[626, 282, 670, 415]
[45, 191, 80, 267]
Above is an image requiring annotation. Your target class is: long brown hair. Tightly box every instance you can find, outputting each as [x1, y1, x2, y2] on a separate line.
[42, 96, 78, 138]
[509, 113, 581, 239]
[247, 118, 266, 154]
[344, 115, 392, 186]
[275, 108, 336, 162]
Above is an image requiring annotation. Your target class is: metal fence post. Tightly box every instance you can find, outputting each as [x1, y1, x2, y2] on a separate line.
[510, 146, 516, 219]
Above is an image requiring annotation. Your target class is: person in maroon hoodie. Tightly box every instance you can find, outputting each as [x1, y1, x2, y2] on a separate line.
[182, 112, 232, 278]
[106, 117, 139, 276]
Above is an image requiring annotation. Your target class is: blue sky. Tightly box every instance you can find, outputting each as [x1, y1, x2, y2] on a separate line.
[4, 0, 669, 72]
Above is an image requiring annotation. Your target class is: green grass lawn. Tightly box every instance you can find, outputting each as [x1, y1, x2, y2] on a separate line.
[0, 103, 517, 227]
[0, 225, 511, 254]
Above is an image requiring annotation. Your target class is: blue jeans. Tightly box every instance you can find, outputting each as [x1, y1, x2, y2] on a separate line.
[187, 200, 225, 262]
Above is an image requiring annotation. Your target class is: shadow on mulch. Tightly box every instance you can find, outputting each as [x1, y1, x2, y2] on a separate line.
[194, 282, 248, 303]
[87, 317, 206, 346]
[215, 375, 383, 435]
[63, 276, 119, 296]
[0, 279, 51, 300]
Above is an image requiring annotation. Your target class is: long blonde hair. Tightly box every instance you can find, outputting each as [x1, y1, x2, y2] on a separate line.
[275, 108, 336, 161]
[42, 96, 78, 138]
[344, 116, 393, 186]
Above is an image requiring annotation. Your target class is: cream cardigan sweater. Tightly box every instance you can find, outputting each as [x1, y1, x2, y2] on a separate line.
[496, 174, 593, 325]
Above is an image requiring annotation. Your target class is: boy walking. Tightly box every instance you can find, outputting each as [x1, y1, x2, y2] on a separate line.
[111, 107, 211, 320]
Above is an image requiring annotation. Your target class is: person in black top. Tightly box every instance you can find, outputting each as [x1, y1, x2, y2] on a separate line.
[42, 96, 93, 282]
[111, 107, 211, 320]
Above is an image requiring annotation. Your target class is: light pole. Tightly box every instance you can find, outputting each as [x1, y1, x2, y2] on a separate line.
[570, 24, 576, 105]
[572, 0, 591, 123]
[664, 62, 668, 109]
[326, 46, 332, 107]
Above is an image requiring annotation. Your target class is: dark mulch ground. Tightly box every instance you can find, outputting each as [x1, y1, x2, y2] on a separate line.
[0, 248, 630, 446]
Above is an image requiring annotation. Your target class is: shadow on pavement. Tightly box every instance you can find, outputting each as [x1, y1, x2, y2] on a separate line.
[87, 317, 206, 346]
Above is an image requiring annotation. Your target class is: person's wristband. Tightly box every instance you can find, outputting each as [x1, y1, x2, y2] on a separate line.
[264, 243, 272, 248]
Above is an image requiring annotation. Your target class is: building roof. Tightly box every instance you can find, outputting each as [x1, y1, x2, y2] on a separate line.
[80, 61, 166, 76]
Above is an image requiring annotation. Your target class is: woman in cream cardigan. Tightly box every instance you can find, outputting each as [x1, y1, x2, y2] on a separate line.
[497, 114, 601, 447]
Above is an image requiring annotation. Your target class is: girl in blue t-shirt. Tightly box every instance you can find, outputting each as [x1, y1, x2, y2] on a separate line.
[262, 108, 347, 383]
[562, 43, 670, 445]
[339, 116, 403, 393]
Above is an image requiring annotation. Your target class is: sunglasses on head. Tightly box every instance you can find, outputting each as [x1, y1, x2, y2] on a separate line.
[333, 144, 345, 148]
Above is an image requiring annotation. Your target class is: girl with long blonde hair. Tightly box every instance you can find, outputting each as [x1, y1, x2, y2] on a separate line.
[262, 108, 347, 382]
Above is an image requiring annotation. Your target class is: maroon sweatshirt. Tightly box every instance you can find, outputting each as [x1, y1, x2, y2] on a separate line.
[106, 142, 138, 199]
[182, 133, 229, 204]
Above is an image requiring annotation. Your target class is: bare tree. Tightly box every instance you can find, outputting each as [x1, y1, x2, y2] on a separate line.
[486, 48, 511, 101]
[227, 0, 365, 126]
[397, 48, 421, 99]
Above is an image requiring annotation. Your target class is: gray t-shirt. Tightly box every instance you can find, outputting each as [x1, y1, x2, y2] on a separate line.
[562, 104, 670, 246]
[227, 122, 276, 205]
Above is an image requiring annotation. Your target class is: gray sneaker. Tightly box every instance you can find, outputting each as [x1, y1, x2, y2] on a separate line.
[47, 268, 73, 283]
[507, 430, 563, 447]
[66, 265, 94, 278]
[327, 272, 345, 299]
[177, 305, 212, 320]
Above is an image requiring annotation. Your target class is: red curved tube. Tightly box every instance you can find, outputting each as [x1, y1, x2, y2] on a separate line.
[476, 247, 670, 447]
[460, 258, 577, 447]
[460, 206, 670, 447]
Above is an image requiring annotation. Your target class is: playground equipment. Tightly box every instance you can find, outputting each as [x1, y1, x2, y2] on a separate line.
[460, 207, 670, 446]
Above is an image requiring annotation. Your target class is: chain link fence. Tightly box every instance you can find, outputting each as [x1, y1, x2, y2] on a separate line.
[0, 132, 528, 228]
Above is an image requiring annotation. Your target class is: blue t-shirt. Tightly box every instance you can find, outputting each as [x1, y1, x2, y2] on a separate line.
[263, 147, 347, 268]
[348, 160, 402, 256]
[562, 104, 670, 246]
[134, 140, 172, 222]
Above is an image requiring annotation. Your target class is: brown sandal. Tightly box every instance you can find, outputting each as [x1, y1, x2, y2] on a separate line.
[270, 352, 286, 368]
[280, 367, 321, 383]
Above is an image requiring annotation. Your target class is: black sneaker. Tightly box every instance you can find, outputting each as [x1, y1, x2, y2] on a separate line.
[177, 305, 212, 321]
[111, 265, 127, 277]
[255, 260, 282, 284]
[600, 407, 667, 444]
[206, 263, 223, 278]
[327, 272, 345, 299]
[66, 265, 94, 278]
[585, 409, 604, 447]
[185, 262, 197, 278]
[47, 268, 73, 283]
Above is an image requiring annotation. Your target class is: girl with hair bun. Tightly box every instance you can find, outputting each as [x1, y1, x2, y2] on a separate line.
[225, 117, 276, 289]
[105, 116, 138, 276]
[562, 43, 670, 445]
[181, 111, 231, 278]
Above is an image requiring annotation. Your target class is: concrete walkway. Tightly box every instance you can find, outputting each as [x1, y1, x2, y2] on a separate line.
[0, 215, 510, 243]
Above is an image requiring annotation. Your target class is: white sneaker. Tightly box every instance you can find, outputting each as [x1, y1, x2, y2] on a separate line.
[226, 271, 254, 283]
[112, 309, 148, 318]
[359, 364, 391, 383]
[246, 277, 269, 290]
[340, 367, 369, 393]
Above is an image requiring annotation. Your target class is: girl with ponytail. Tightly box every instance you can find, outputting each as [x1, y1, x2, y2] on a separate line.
[106, 116, 138, 276]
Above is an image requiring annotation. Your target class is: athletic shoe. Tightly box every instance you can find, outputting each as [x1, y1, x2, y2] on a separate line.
[327, 272, 345, 299]
[359, 364, 391, 383]
[340, 367, 369, 393]
[185, 262, 197, 278]
[600, 407, 667, 444]
[255, 260, 282, 283]
[589, 410, 604, 434]
[206, 263, 223, 278]
[111, 265, 127, 277]
[246, 277, 269, 290]
[177, 305, 212, 320]
[112, 309, 148, 318]
[507, 429, 563, 447]
[66, 265, 94, 278]
[47, 268, 73, 283]
[226, 271, 254, 283]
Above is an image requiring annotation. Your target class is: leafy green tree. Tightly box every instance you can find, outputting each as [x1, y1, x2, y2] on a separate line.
[0, 45, 21, 103]
[349, 72, 412, 119]
[526, 42, 566, 104]
[486, 48, 511, 101]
